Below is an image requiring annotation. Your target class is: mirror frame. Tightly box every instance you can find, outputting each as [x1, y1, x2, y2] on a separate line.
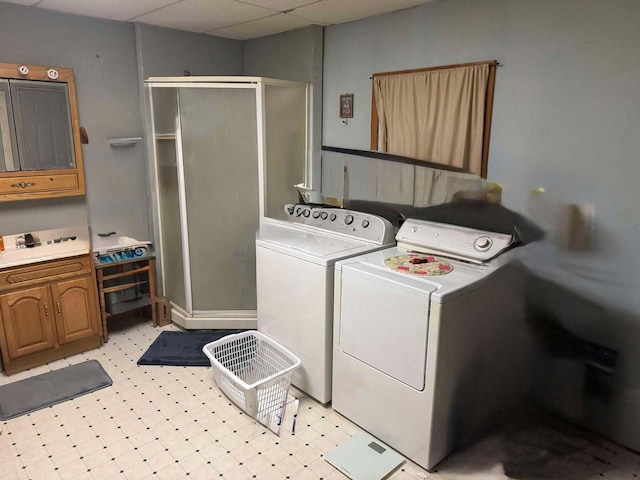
[0, 62, 85, 201]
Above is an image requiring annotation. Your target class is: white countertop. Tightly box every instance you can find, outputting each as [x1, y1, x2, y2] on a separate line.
[0, 226, 90, 269]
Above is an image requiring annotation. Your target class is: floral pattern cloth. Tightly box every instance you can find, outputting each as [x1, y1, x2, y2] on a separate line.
[384, 254, 453, 276]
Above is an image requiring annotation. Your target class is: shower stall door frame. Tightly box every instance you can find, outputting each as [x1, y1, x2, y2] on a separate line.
[145, 77, 310, 329]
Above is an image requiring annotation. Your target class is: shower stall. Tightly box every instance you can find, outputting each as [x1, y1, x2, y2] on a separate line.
[145, 77, 309, 329]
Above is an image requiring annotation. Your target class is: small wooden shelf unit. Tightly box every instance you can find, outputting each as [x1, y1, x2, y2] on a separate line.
[95, 256, 156, 342]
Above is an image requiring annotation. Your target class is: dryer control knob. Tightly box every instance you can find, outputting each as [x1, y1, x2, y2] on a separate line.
[302, 209, 310, 217]
[361, 220, 370, 228]
[321, 212, 328, 220]
[286, 205, 295, 215]
[473, 236, 493, 251]
[329, 213, 337, 221]
[295, 206, 303, 216]
[344, 214, 354, 225]
[312, 211, 321, 218]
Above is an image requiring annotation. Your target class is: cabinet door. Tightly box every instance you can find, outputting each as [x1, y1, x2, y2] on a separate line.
[51, 275, 100, 345]
[0, 286, 57, 360]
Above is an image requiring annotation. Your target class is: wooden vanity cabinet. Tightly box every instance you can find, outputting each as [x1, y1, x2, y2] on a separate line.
[0, 285, 57, 359]
[51, 276, 99, 345]
[0, 254, 101, 375]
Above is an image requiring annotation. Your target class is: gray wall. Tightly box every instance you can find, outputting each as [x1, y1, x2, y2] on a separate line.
[244, 26, 323, 191]
[0, 4, 246, 242]
[0, 2, 146, 240]
[135, 24, 244, 79]
[323, 0, 640, 450]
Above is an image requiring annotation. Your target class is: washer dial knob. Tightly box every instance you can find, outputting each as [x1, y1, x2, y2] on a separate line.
[295, 206, 303, 216]
[473, 236, 493, 251]
[344, 214, 354, 225]
[361, 220, 370, 228]
[312, 211, 321, 219]
[329, 213, 337, 221]
[302, 209, 310, 218]
[286, 205, 295, 215]
[321, 212, 328, 220]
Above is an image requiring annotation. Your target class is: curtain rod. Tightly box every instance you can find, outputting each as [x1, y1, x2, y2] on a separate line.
[369, 61, 502, 79]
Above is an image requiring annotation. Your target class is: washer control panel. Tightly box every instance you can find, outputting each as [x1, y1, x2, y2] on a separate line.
[396, 218, 513, 263]
[284, 204, 394, 244]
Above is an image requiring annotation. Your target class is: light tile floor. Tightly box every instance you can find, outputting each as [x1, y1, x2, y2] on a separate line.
[1, 316, 639, 480]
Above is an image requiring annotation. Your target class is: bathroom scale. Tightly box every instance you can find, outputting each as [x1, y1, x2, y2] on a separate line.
[324, 431, 405, 479]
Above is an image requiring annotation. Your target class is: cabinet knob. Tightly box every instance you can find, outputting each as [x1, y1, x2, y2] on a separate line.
[43, 302, 49, 317]
[56, 299, 62, 315]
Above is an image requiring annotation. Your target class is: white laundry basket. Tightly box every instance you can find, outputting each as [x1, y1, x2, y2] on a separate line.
[202, 331, 301, 424]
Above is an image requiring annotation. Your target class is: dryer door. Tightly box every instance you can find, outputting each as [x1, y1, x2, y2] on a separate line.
[339, 263, 436, 391]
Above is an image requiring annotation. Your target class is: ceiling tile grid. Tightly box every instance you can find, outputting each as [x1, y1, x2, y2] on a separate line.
[290, 0, 434, 25]
[131, 0, 276, 33]
[0, 0, 39, 5]
[35, 0, 179, 22]
[236, 0, 320, 12]
[209, 11, 320, 40]
[0, 0, 436, 39]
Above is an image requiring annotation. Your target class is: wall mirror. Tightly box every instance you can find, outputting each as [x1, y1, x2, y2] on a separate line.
[0, 62, 85, 201]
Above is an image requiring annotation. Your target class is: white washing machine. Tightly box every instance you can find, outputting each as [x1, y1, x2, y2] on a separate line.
[333, 218, 532, 470]
[256, 204, 395, 404]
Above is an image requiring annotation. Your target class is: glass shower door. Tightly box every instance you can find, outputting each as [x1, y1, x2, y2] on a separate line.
[263, 83, 308, 220]
[147, 78, 308, 324]
[178, 87, 259, 312]
[149, 87, 187, 310]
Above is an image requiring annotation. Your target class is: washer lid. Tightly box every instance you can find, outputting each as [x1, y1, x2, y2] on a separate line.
[256, 221, 388, 266]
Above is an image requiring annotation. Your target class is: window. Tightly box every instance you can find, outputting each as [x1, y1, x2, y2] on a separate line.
[371, 60, 497, 178]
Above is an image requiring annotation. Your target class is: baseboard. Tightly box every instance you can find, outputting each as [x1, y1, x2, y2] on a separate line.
[171, 307, 257, 330]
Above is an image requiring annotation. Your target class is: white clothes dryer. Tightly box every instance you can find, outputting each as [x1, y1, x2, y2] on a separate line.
[333, 218, 532, 470]
[256, 204, 394, 404]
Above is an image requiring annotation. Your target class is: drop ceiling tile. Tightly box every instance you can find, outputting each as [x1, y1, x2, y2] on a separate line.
[36, 0, 179, 21]
[133, 0, 275, 33]
[4, 0, 438, 40]
[208, 12, 316, 40]
[0, 0, 40, 5]
[238, 0, 319, 13]
[291, 0, 433, 25]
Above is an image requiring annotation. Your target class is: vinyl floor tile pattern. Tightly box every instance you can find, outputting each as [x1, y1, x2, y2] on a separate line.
[0, 316, 638, 480]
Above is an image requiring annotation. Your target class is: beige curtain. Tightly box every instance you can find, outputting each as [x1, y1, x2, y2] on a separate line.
[374, 64, 489, 175]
